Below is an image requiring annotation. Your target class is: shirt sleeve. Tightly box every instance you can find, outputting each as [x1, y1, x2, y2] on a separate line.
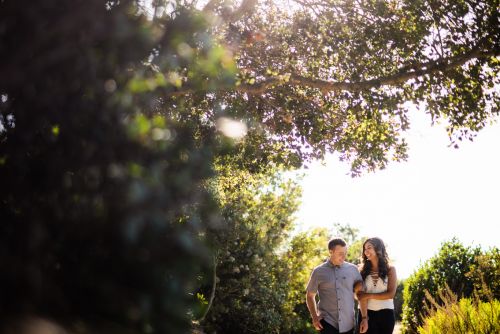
[354, 267, 363, 283]
[306, 268, 319, 293]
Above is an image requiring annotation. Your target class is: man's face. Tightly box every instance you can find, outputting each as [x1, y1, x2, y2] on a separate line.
[329, 245, 347, 266]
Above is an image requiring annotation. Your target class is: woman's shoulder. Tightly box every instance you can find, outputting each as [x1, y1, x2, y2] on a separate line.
[388, 265, 397, 275]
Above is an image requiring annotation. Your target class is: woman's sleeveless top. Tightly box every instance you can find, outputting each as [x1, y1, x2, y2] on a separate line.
[364, 273, 394, 311]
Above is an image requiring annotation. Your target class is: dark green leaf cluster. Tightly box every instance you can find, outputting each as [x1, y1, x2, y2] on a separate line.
[0, 0, 234, 332]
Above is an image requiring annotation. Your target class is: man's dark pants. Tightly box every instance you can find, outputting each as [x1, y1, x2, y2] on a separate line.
[320, 319, 354, 334]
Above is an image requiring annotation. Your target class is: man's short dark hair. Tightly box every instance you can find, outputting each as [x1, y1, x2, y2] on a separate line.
[328, 238, 346, 250]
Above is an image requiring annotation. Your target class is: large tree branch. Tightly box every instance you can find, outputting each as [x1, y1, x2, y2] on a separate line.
[242, 48, 498, 94]
[164, 45, 498, 97]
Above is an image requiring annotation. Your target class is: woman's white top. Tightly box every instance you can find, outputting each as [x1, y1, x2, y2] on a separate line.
[364, 273, 394, 311]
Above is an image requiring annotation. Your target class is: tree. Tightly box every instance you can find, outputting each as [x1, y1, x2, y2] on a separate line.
[151, 0, 500, 174]
[199, 169, 301, 333]
[0, 0, 236, 332]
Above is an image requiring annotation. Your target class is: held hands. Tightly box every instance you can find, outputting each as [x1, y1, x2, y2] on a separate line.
[359, 318, 369, 333]
[312, 316, 323, 331]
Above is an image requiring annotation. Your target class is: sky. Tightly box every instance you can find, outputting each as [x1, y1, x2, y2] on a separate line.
[294, 108, 500, 279]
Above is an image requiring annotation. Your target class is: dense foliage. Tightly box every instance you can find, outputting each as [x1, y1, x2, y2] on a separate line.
[0, 0, 235, 332]
[401, 240, 500, 333]
[179, 0, 500, 174]
[199, 169, 301, 333]
[466, 247, 500, 299]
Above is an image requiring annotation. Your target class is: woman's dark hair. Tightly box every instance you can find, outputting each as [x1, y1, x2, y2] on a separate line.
[360, 237, 390, 280]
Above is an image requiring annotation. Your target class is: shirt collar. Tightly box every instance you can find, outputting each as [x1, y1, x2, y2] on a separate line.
[326, 260, 344, 269]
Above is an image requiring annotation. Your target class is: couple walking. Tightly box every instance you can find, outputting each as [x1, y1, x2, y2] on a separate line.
[306, 237, 397, 334]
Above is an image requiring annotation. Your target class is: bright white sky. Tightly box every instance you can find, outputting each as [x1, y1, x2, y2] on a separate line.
[294, 107, 500, 279]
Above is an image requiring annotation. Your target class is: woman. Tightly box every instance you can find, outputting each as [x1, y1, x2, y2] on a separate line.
[357, 237, 397, 334]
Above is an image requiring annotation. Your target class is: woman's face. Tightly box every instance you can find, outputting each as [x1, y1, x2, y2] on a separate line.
[364, 241, 377, 261]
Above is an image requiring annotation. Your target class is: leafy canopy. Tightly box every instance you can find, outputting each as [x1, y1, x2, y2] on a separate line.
[150, 0, 499, 174]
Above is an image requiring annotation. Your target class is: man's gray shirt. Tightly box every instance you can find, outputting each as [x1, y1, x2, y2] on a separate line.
[306, 261, 362, 333]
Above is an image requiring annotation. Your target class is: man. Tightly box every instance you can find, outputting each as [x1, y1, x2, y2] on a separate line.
[306, 238, 364, 334]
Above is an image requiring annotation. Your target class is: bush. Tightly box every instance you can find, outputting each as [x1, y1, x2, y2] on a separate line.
[401, 240, 500, 333]
[401, 239, 481, 333]
[467, 248, 500, 301]
[419, 291, 500, 334]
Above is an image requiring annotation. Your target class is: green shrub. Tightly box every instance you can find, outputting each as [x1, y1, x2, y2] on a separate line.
[402, 239, 480, 333]
[402, 240, 500, 334]
[419, 296, 500, 334]
[467, 248, 500, 301]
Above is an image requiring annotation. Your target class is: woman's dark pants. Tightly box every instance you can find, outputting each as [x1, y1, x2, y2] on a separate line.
[357, 309, 395, 334]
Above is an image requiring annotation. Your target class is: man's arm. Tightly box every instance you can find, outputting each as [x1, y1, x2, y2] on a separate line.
[358, 298, 369, 333]
[354, 280, 368, 333]
[354, 280, 363, 294]
[306, 291, 323, 331]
